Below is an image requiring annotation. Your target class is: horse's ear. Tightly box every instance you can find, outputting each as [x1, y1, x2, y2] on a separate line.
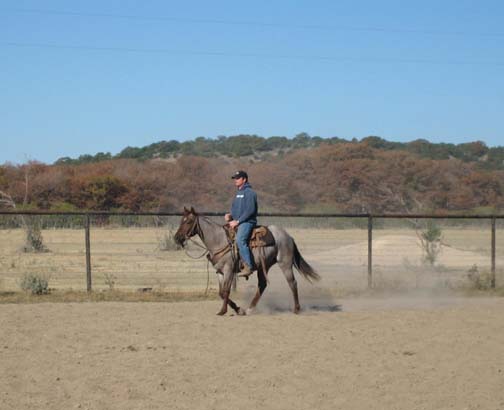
[190, 206, 196, 214]
[183, 206, 189, 214]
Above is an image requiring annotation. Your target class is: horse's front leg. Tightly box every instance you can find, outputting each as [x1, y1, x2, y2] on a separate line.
[216, 273, 228, 315]
[216, 270, 245, 316]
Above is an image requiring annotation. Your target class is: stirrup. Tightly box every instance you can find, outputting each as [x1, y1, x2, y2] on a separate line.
[237, 266, 254, 279]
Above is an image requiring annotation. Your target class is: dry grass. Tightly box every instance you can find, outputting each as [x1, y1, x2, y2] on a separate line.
[0, 226, 502, 293]
[0, 289, 220, 304]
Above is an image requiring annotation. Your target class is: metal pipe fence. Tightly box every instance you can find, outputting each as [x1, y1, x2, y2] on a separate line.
[0, 211, 502, 292]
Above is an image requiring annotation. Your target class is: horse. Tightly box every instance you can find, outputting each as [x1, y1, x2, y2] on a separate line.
[174, 207, 320, 315]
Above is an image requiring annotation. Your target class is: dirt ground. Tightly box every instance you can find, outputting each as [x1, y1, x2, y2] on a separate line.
[2, 296, 504, 410]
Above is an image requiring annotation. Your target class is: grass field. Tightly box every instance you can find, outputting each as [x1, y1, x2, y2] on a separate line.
[0, 223, 502, 294]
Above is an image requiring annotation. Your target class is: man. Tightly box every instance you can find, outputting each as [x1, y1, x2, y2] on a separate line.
[225, 170, 258, 278]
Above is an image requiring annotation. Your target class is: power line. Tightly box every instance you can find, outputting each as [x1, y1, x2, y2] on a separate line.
[3, 7, 504, 38]
[2, 41, 503, 66]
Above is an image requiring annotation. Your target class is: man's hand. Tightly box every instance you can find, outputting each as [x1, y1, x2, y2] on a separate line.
[228, 220, 239, 229]
[224, 213, 232, 222]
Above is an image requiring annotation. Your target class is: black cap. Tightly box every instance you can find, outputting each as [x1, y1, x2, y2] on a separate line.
[231, 170, 248, 180]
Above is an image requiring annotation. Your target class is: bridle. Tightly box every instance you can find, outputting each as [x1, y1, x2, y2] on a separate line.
[179, 213, 237, 294]
[181, 214, 233, 262]
[183, 213, 202, 240]
[180, 214, 207, 258]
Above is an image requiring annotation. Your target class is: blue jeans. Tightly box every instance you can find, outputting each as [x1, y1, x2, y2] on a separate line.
[236, 222, 255, 269]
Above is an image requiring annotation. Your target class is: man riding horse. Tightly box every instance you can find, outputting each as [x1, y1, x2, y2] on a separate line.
[174, 172, 319, 315]
[225, 170, 257, 279]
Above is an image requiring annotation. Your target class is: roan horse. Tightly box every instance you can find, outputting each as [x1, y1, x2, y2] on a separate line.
[174, 207, 320, 315]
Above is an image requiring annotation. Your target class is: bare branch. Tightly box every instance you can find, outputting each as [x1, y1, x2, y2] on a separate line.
[0, 190, 16, 209]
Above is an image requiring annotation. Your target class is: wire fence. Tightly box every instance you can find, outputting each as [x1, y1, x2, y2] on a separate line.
[0, 211, 502, 293]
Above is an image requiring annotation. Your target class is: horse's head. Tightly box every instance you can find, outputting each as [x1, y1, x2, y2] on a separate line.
[174, 207, 199, 247]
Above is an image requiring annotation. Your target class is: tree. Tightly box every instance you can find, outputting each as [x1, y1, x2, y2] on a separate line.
[0, 162, 49, 252]
[82, 176, 129, 210]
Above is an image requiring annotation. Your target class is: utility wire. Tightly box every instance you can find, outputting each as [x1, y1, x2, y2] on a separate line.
[1, 41, 503, 66]
[2, 7, 504, 38]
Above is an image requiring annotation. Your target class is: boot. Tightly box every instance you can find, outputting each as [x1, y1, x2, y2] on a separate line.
[237, 264, 254, 279]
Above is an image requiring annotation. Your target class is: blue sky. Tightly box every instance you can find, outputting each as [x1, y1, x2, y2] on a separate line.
[1, 0, 503, 164]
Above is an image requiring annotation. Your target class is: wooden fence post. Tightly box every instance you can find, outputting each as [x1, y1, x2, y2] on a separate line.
[368, 215, 373, 289]
[491, 216, 496, 289]
[85, 214, 92, 292]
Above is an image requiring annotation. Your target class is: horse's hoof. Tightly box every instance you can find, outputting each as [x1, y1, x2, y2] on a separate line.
[216, 310, 227, 316]
[237, 308, 247, 316]
[246, 308, 255, 315]
[293, 307, 301, 314]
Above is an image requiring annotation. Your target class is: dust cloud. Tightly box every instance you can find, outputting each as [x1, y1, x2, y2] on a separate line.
[235, 262, 487, 315]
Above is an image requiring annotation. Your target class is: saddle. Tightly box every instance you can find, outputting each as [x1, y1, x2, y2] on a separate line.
[224, 225, 276, 248]
[210, 225, 275, 277]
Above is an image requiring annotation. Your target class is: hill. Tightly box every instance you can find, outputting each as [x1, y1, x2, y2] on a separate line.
[1, 136, 503, 214]
[54, 134, 504, 171]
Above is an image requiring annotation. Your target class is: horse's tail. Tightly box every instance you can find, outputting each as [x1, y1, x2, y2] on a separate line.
[292, 241, 320, 283]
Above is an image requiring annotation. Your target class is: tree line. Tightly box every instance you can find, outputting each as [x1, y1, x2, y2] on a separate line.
[53, 134, 504, 171]
[1, 140, 503, 214]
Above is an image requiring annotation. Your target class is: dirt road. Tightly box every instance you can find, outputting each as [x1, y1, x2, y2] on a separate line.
[1, 297, 504, 410]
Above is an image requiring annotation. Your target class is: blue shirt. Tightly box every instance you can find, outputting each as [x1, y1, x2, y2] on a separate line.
[231, 182, 258, 225]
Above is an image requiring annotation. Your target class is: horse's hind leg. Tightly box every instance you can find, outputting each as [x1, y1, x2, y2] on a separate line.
[279, 262, 301, 314]
[246, 268, 267, 315]
[227, 297, 244, 315]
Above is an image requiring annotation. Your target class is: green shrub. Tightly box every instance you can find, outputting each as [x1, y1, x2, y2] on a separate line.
[417, 220, 443, 266]
[467, 264, 492, 290]
[103, 273, 116, 290]
[23, 222, 49, 253]
[19, 273, 50, 295]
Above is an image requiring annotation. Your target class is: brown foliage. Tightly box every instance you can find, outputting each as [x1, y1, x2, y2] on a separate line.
[1, 143, 503, 213]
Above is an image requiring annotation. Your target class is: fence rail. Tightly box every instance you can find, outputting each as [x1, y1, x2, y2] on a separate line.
[1, 210, 504, 218]
[1, 211, 502, 291]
